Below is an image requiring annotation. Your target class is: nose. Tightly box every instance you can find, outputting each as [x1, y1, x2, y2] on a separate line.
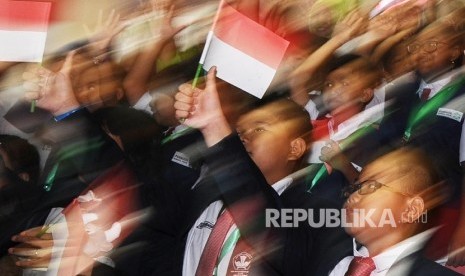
[239, 130, 250, 144]
[325, 83, 342, 97]
[345, 191, 362, 206]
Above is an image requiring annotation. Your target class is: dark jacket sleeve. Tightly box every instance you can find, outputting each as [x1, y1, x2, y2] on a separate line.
[203, 134, 285, 273]
[37, 108, 125, 209]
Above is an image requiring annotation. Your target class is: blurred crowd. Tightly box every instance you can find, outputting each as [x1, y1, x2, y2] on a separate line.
[1, 0, 465, 275]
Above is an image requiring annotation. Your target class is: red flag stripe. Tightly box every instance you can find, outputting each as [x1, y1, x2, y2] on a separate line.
[0, 1, 51, 32]
[213, 2, 289, 69]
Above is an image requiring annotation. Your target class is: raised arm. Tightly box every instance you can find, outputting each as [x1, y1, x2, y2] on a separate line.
[289, 9, 365, 106]
[123, 5, 186, 106]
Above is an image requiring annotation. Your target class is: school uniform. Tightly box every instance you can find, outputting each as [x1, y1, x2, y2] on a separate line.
[329, 230, 460, 276]
[180, 134, 351, 276]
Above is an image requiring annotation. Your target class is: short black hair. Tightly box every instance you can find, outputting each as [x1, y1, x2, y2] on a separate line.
[0, 135, 40, 185]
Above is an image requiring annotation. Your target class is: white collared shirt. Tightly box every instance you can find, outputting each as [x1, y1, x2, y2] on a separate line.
[131, 91, 153, 115]
[182, 177, 293, 276]
[329, 228, 437, 276]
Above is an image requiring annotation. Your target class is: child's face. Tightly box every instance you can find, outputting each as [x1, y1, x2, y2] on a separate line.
[74, 62, 123, 110]
[322, 65, 370, 114]
[409, 28, 461, 80]
[343, 157, 412, 243]
[236, 107, 297, 184]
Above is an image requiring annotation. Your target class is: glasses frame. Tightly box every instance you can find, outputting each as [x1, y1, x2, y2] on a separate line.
[343, 179, 413, 198]
[407, 40, 448, 54]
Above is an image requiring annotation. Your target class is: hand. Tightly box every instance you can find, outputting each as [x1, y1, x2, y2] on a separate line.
[332, 9, 366, 41]
[174, 67, 232, 146]
[319, 139, 349, 171]
[149, 0, 173, 13]
[447, 224, 465, 267]
[156, 5, 187, 43]
[9, 226, 54, 269]
[10, 224, 96, 274]
[367, 2, 420, 39]
[23, 51, 80, 116]
[84, 9, 125, 52]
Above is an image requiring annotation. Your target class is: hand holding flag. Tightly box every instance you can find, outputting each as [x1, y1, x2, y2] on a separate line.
[174, 67, 232, 146]
[23, 51, 80, 117]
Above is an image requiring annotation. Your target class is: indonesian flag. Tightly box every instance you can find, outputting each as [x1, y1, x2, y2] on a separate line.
[0, 1, 52, 62]
[200, 0, 289, 98]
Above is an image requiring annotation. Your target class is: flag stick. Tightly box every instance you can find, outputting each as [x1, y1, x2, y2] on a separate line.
[190, 0, 224, 89]
[191, 62, 203, 88]
[30, 100, 36, 113]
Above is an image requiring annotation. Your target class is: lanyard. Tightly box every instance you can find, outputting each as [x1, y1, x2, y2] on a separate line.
[161, 127, 193, 145]
[213, 228, 241, 276]
[44, 137, 104, 191]
[403, 77, 463, 142]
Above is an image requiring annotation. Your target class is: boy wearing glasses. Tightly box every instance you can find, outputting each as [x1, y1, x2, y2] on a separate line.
[378, 17, 465, 267]
[329, 148, 460, 275]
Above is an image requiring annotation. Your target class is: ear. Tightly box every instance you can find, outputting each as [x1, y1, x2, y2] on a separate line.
[360, 88, 374, 104]
[450, 45, 462, 62]
[288, 137, 307, 161]
[116, 88, 125, 101]
[401, 196, 425, 223]
[17, 172, 30, 182]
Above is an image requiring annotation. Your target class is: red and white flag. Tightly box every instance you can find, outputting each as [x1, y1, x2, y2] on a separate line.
[200, 0, 289, 98]
[0, 1, 52, 62]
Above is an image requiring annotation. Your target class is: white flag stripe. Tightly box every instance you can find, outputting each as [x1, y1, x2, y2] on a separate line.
[199, 31, 214, 65]
[0, 30, 47, 62]
[202, 34, 276, 99]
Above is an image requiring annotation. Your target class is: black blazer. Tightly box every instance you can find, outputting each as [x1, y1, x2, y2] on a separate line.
[142, 133, 351, 276]
[202, 134, 352, 276]
[387, 250, 461, 276]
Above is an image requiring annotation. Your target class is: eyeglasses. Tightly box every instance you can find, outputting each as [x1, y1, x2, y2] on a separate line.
[407, 41, 447, 54]
[342, 180, 413, 198]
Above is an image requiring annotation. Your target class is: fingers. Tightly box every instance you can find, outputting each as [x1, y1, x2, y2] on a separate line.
[12, 236, 54, 248]
[97, 9, 104, 29]
[174, 83, 199, 119]
[319, 140, 340, 162]
[343, 8, 360, 24]
[447, 247, 465, 267]
[60, 50, 76, 75]
[15, 257, 51, 269]
[20, 226, 53, 238]
[22, 65, 53, 102]
[166, 5, 175, 20]
[205, 66, 217, 91]
[9, 247, 51, 259]
[105, 9, 116, 27]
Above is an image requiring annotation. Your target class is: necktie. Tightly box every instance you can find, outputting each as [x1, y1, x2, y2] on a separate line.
[345, 256, 376, 276]
[420, 88, 431, 102]
[196, 210, 235, 276]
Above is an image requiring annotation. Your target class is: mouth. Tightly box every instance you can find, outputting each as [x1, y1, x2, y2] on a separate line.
[418, 57, 432, 65]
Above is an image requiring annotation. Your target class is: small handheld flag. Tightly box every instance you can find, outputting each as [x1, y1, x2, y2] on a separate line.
[194, 0, 289, 98]
[0, 1, 52, 62]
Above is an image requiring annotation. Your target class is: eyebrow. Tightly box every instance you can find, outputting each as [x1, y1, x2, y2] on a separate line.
[238, 119, 272, 127]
